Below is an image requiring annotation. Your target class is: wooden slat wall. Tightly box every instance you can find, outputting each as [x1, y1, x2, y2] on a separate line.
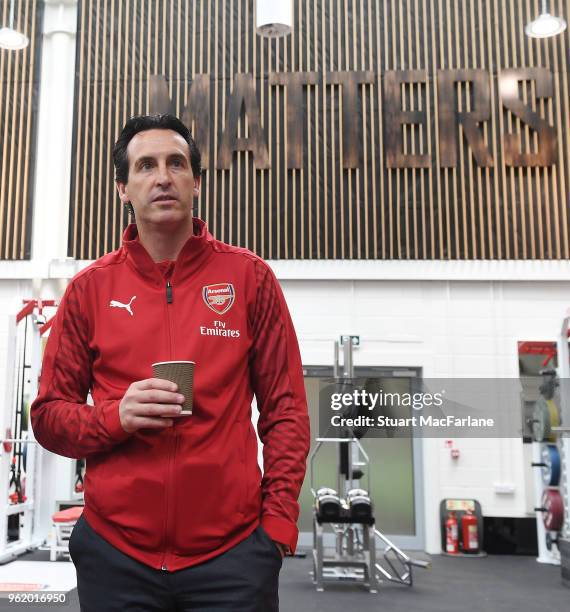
[69, 0, 570, 260]
[0, 0, 42, 260]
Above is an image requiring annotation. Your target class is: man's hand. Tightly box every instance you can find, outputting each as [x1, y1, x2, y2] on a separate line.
[274, 541, 289, 559]
[119, 378, 185, 433]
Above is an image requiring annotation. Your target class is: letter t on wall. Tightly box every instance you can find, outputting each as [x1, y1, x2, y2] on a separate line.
[269, 72, 319, 169]
[327, 71, 376, 168]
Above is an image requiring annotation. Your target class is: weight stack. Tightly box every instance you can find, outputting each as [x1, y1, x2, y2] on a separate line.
[560, 538, 570, 588]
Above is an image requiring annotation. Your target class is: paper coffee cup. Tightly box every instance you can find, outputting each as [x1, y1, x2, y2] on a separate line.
[152, 360, 194, 415]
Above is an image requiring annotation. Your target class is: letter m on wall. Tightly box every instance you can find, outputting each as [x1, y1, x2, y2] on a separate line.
[150, 74, 211, 168]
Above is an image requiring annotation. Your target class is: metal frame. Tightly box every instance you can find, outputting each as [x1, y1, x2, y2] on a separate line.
[312, 513, 379, 593]
[310, 435, 378, 591]
[50, 520, 75, 562]
[310, 435, 430, 592]
[0, 310, 43, 562]
[308, 340, 430, 592]
[0, 300, 81, 563]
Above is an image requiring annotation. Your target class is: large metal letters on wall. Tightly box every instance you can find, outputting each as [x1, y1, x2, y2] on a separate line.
[0, 0, 43, 260]
[70, 1, 570, 260]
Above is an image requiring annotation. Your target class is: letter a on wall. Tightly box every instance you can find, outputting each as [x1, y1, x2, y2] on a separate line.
[217, 74, 270, 169]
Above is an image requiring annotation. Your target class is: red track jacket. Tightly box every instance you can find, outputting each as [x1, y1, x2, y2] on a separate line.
[31, 218, 310, 571]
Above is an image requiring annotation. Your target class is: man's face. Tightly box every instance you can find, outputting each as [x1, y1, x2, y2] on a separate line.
[116, 129, 200, 228]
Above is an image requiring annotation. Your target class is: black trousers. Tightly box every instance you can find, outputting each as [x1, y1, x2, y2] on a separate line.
[69, 515, 282, 611]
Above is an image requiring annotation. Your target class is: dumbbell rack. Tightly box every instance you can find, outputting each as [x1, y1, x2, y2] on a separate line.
[311, 436, 378, 592]
[310, 436, 429, 592]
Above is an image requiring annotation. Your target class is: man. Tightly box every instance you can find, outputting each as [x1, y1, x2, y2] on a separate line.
[31, 114, 310, 611]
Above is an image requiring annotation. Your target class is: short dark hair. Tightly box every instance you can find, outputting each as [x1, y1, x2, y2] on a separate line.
[113, 114, 202, 183]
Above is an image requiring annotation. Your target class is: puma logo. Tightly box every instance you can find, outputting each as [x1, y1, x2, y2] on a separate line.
[109, 296, 136, 316]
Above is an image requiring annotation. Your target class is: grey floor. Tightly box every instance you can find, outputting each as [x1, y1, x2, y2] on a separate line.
[0, 547, 567, 612]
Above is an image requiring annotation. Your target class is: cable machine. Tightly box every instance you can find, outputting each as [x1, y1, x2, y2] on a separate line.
[309, 337, 430, 592]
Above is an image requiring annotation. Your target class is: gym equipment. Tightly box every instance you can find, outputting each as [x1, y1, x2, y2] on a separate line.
[531, 444, 562, 487]
[532, 397, 560, 442]
[311, 436, 379, 592]
[546, 531, 559, 551]
[532, 440, 561, 564]
[0, 299, 84, 563]
[535, 489, 565, 532]
[314, 488, 342, 522]
[553, 314, 570, 584]
[74, 458, 85, 493]
[309, 338, 430, 593]
[544, 444, 562, 486]
[0, 301, 48, 562]
[346, 489, 373, 522]
[538, 370, 559, 400]
[530, 366, 563, 565]
[50, 505, 83, 561]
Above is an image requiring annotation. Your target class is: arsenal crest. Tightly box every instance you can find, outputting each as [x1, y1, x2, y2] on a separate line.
[202, 283, 235, 315]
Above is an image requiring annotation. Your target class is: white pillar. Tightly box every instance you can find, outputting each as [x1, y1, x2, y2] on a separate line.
[31, 0, 78, 263]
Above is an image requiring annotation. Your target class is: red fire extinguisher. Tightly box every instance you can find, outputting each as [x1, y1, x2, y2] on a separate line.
[461, 510, 479, 553]
[446, 512, 459, 554]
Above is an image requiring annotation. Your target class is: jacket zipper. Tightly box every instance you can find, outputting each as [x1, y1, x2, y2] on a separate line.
[161, 279, 175, 571]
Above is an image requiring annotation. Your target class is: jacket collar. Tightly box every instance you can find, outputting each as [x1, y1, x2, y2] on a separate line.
[122, 217, 213, 286]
